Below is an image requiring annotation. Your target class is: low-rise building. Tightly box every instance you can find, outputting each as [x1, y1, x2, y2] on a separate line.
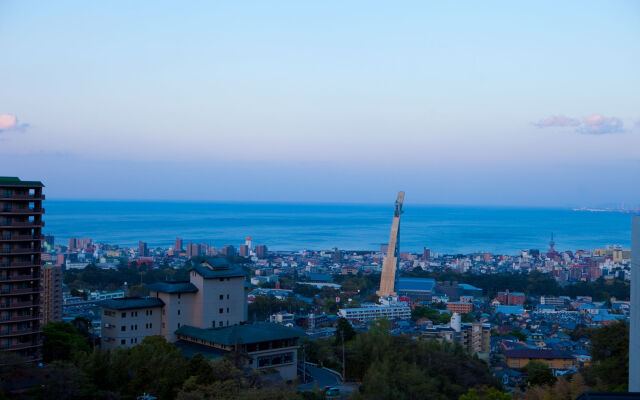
[338, 304, 411, 323]
[503, 348, 576, 370]
[100, 297, 164, 349]
[175, 322, 303, 380]
[446, 302, 473, 314]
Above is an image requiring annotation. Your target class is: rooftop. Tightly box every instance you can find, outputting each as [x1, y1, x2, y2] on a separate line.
[397, 277, 436, 291]
[146, 281, 198, 294]
[0, 177, 44, 188]
[99, 297, 165, 310]
[175, 322, 304, 346]
[189, 257, 245, 279]
[504, 348, 574, 360]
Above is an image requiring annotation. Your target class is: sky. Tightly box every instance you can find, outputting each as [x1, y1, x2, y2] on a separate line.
[1, 1, 639, 206]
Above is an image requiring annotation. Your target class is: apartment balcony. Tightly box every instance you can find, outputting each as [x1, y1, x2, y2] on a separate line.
[0, 221, 44, 228]
[0, 234, 41, 242]
[0, 208, 45, 216]
[0, 314, 39, 323]
[0, 300, 38, 310]
[0, 194, 45, 201]
[0, 327, 41, 338]
[0, 274, 38, 283]
[0, 288, 40, 296]
[0, 262, 40, 268]
[0, 341, 41, 351]
[0, 248, 40, 255]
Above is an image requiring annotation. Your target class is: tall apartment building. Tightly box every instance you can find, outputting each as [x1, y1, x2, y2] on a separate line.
[254, 244, 267, 259]
[41, 265, 63, 324]
[630, 216, 639, 391]
[138, 241, 148, 257]
[220, 245, 235, 257]
[0, 177, 45, 361]
[175, 237, 183, 252]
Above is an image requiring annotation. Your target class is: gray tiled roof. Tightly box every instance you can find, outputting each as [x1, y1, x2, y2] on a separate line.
[189, 257, 245, 279]
[146, 281, 198, 293]
[99, 297, 164, 310]
[504, 348, 573, 360]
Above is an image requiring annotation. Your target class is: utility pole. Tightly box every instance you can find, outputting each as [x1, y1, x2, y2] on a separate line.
[341, 329, 345, 382]
[302, 346, 306, 383]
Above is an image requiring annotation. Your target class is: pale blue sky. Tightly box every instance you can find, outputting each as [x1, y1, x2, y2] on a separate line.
[1, 1, 639, 206]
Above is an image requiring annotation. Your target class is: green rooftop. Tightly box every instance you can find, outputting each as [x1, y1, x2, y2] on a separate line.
[0, 177, 44, 187]
[175, 322, 304, 346]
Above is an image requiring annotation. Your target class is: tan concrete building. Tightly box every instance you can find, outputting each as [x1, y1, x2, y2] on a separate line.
[100, 258, 249, 346]
[40, 265, 62, 324]
[100, 298, 164, 349]
[503, 348, 575, 370]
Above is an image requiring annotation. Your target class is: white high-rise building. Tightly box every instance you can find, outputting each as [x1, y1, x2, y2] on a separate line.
[630, 216, 640, 391]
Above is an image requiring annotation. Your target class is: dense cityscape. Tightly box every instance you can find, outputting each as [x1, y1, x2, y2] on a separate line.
[0, 178, 637, 400]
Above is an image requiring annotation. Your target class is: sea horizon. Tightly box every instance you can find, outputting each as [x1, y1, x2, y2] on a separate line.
[43, 200, 634, 255]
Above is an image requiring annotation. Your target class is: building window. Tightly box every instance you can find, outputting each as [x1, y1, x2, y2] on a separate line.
[219, 294, 223, 300]
[149, 310, 152, 315]
[121, 339, 126, 345]
[121, 312, 126, 318]
[227, 294, 230, 299]
[178, 310, 181, 315]
[149, 323, 152, 329]
[178, 323, 181, 328]
[226, 307, 229, 313]
[219, 308, 223, 314]
[121, 326, 126, 332]
[219, 321, 223, 327]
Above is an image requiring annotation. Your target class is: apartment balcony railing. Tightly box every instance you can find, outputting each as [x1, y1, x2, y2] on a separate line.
[0, 208, 45, 215]
[0, 341, 40, 351]
[0, 194, 45, 201]
[0, 235, 41, 242]
[0, 300, 38, 309]
[0, 274, 38, 282]
[0, 262, 39, 268]
[0, 288, 39, 296]
[0, 221, 44, 228]
[0, 314, 38, 323]
[0, 327, 41, 338]
[0, 248, 39, 254]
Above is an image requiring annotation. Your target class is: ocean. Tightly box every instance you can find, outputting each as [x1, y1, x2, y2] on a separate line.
[42, 201, 634, 255]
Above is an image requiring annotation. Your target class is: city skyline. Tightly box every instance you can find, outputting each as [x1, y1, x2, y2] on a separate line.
[1, 1, 639, 206]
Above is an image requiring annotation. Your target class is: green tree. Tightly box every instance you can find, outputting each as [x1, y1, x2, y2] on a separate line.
[335, 317, 356, 342]
[583, 321, 629, 391]
[42, 322, 90, 362]
[459, 387, 511, 400]
[525, 361, 556, 387]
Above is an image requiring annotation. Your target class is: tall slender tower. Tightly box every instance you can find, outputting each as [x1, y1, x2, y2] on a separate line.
[630, 216, 640, 390]
[0, 177, 45, 361]
[377, 191, 404, 298]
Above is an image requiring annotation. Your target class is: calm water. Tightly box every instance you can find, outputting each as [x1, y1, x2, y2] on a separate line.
[43, 201, 633, 255]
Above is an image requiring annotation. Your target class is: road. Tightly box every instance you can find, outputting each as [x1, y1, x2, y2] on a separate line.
[297, 364, 358, 396]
